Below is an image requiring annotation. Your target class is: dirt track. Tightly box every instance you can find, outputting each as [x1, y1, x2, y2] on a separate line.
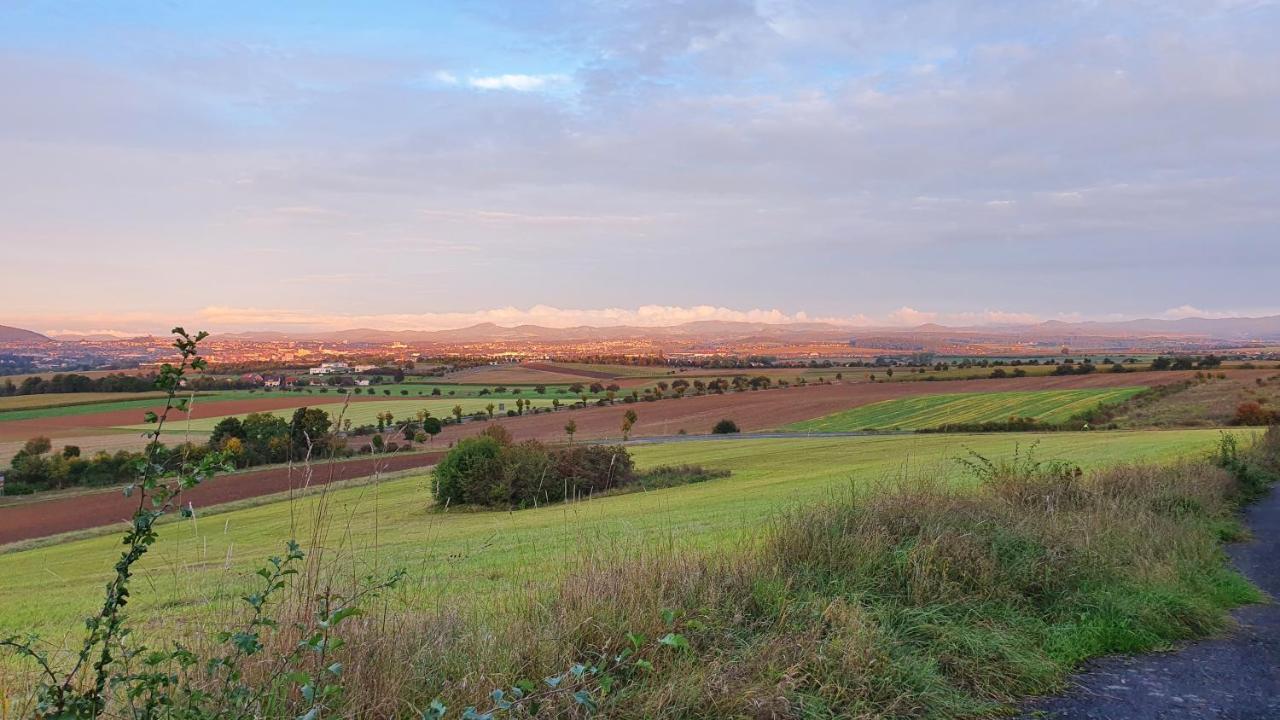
[0, 370, 1244, 546]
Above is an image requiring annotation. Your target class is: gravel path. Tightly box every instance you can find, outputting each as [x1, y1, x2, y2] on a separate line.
[1022, 487, 1280, 719]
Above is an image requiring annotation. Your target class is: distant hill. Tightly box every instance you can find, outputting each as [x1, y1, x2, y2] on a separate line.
[211, 315, 1280, 345]
[0, 324, 53, 344]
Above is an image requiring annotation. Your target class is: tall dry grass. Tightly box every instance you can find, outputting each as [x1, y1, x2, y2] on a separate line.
[206, 430, 1277, 719]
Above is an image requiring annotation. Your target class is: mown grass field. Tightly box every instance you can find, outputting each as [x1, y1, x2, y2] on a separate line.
[116, 397, 568, 432]
[786, 387, 1146, 431]
[0, 429, 1240, 639]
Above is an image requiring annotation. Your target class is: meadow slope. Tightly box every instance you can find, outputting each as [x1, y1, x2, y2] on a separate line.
[0, 430, 1241, 639]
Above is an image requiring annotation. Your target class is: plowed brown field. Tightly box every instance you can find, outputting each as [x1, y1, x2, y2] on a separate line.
[0, 395, 395, 441]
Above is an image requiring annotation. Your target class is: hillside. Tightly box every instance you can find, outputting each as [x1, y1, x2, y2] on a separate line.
[0, 324, 52, 344]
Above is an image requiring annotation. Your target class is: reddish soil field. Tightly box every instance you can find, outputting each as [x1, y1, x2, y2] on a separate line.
[0, 394, 393, 441]
[0, 451, 444, 547]
[0, 369, 1258, 545]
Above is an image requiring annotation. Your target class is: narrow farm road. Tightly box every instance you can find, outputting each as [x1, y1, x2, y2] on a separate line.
[1023, 487, 1280, 719]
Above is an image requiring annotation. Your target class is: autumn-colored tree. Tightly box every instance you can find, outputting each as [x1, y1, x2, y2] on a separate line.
[621, 409, 638, 440]
[564, 419, 577, 444]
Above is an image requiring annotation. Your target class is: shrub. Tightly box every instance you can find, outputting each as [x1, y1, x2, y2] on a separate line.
[550, 444, 635, 497]
[432, 437, 635, 508]
[1233, 401, 1279, 426]
[711, 419, 740, 434]
[636, 464, 730, 489]
[432, 435, 503, 506]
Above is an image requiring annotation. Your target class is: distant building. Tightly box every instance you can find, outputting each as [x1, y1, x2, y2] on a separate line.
[309, 361, 352, 375]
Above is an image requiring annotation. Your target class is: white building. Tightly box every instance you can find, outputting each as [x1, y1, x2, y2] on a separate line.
[308, 361, 352, 375]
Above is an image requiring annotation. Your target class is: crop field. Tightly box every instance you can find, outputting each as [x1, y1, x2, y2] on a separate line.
[0, 429, 1241, 637]
[786, 387, 1147, 431]
[0, 391, 171, 413]
[115, 397, 568, 432]
[441, 364, 602, 385]
[0, 390, 276, 423]
[393, 380, 599, 397]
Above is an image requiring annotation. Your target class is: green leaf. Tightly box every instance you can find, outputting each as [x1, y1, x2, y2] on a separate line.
[658, 633, 690, 652]
[421, 700, 448, 720]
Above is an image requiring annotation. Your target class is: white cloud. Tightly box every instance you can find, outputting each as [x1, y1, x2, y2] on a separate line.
[467, 73, 568, 91]
[886, 307, 938, 325]
[191, 304, 863, 331]
[1162, 305, 1237, 320]
[433, 70, 459, 85]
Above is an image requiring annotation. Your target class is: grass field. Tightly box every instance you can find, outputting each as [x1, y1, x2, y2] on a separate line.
[115, 397, 567, 432]
[785, 387, 1147, 431]
[0, 392, 170, 414]
[390, 381, 598, 397]
[0, 390, 272, 422]
[0, 429, 1240, 637]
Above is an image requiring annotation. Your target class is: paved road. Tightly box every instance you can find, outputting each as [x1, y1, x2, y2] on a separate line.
[1022, 487, 1280, 719]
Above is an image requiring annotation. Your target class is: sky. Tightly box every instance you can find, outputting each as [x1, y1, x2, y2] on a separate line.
[2, 0, 1279, 335]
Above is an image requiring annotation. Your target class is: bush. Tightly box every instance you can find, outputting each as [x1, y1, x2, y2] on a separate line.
[432, 435, 635, 508]
[636, 464, 730, 489]
[432, 435, 504, 506]
[1233, 401, 1279, 426]
[711, 419, 740, 434]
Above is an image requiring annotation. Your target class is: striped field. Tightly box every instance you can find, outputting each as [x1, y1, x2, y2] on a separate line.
[784, 387, 1146, 431]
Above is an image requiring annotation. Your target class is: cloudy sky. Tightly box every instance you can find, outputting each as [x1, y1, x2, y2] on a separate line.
[3, 1, 1279, 335]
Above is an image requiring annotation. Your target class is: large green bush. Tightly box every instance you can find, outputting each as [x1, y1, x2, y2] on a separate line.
[432, 429, 636, 508]
[432, 435, 504, 506]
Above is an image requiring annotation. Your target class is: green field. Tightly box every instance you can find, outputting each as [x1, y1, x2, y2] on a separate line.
[389, 380, 600, 397]
[0, 392, 170, 414]
[786, 387, 1146, 431]
[116, 397, 566, 432]
[0, 390, 277, 422]
[0, 429, 1238, 637]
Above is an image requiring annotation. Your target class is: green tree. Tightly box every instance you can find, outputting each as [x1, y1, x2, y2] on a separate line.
[288, 406, 332, 460]
[209, 416, 246, 448]
[422, 416, 443, 442]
